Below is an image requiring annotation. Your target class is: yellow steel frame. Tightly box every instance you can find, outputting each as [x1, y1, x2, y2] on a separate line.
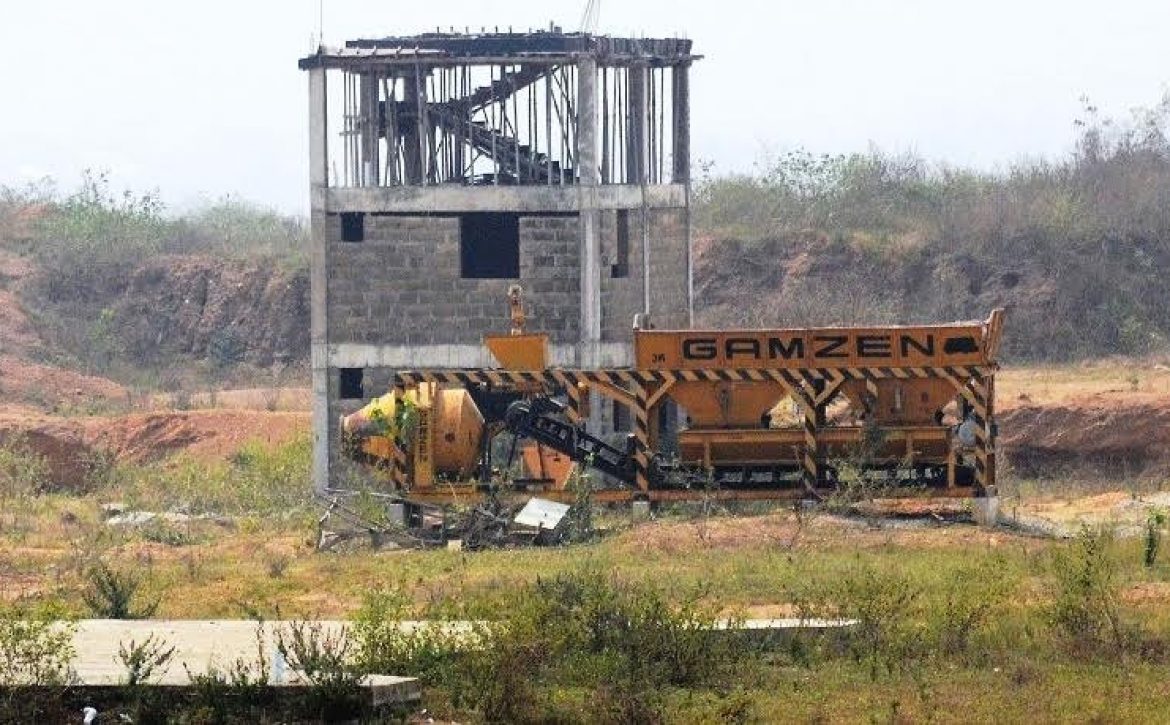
[386, 363, 998, 500]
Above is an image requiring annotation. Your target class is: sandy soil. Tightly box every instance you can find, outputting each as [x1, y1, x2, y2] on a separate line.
[0, 406, 308, 489]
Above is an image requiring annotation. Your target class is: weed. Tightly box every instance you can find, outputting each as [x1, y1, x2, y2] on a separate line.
[82, 561, 160, 619]
[0, 602, 76, 720]
[927, 556, 1012, 660]
[0, 603, 76, 686]
[474, 569, 733, 721]
[0, 437, 50, 497]
[184, 621, 272, 719]
[565, 458, 595, 542]
[140, 521, 198, 547]
[265, 553, 291, 579]
[349, 569, 739, 722]
[1144, 509, 1165, 568]
[0, 438, 48, 541]
[1047, 525, 1128, 656]
[118, 634, 176, 686]
[350, 586, 462, 686]
[274, 620, 364, 719]
[120, 436, 311, 516]
[791, 559, 923, 678]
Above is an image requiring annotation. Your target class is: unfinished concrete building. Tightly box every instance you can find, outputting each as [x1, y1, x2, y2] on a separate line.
[299, 28, 699, 491]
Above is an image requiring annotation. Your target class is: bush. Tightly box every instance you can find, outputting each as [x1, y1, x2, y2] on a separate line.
[351, 586, 464, 689]
[1047, 525, 1128, 656]
[787, 555, 1014, 677]
[0, 437, 49, 498]
[0, 603, 76, 721]
[789, 560, 923, 678]
[489, 571, 732, 721]
[349, 569, 739, 723]
[0, 604, 75, 686]
[0, 438, 49, 539]
[118, 634, 176, 686]
[693, 93, 1170, 362]
[3, 172, 308, 379]
[30, 170, 167, 304]
[82, 561, 160, 620]
[275, 621, 365, 720]
[172, 195, 308, 264]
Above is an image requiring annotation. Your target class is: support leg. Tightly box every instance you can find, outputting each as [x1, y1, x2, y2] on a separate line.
[632, 381, 651, 492]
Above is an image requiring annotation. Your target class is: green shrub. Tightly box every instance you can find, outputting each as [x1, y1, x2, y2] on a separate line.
[172, 194, 308, 264]
[0, 603, 77, 721]
[0, 603, 75, 686]
[350, 586, 463, 688]
[121, 436, 311, 516]
[1047, 525, 1128, 656]
[0, 438, 50, 539]
[139, 521, 200, 547]
[790, 559, 924, 678]
[926, 556, 1013, 659]
[787, 554, 1014, 677]
[349, 569, 738, 723]
[0, 437, 49, 497]
[274, 621, 365, 720]
[1144, 509, 1165, 568]
[82, 561, 160, 620]
[693, 93, 1170, 362]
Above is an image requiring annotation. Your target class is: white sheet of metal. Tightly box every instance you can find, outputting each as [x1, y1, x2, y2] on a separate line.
[513, 498, 571, 530]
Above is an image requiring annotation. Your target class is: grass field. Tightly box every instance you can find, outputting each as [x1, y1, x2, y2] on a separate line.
[5, 362, 1170, 721]
[5, 472, 1170, 721]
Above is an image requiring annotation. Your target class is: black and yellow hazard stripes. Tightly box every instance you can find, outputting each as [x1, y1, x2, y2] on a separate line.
[385, 364, 997, 495]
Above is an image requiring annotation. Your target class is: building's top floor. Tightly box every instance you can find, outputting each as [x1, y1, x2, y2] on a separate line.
[299, 28, 697, 71]
[301, 27, 697, 193]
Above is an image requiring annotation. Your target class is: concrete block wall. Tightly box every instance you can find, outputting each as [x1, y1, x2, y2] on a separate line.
[598, 208, 690, 339]
[646, 208, 690, 330]
[326, 213, 581, 346]
[599, 209, 643, 342]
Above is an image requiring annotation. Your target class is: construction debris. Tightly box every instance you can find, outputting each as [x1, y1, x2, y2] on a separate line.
[315, 492, 582, 551]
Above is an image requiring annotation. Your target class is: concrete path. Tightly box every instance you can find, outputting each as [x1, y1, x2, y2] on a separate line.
[65, 617, 853, 696]
[68, 620, 420, 703]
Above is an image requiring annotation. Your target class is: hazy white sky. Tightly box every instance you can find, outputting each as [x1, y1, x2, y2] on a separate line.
[2, 0, 1167, 213]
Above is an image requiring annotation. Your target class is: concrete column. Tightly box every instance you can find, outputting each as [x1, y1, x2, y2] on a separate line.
[671, 64, 690, 184]
[577, 56, 602, 371]
[402, 72, 424, 184]
[308, 67, 331, 494]
[359, 73, 380, 187]
[973, 496, 1000, 527]
[577, 57, 600, 186]
[626, 64, 647, 184]
[673, 64, 695, 325]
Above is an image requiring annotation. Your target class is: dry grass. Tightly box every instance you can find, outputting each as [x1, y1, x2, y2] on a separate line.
[998, 358, 1170, 408]
[146, 387, 310, 412]
[6, 476, 1170, 720]
[5, 493, 1170, 622]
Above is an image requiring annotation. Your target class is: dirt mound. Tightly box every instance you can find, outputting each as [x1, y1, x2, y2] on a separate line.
[0, 355, 128, 409]
[0, 248, 40, 355]
[691, 233, 1060, 360]
[0, 408, 309, 491]
[107, 255, 308, 368]
[1000, 399, 1170, 477]
[0, 409, 97, 491]
[84, 410, 309, 464]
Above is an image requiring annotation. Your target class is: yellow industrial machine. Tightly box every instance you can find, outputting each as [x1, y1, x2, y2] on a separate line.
[342, 384, 485, 482]
[342, 287, 1004, 502]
